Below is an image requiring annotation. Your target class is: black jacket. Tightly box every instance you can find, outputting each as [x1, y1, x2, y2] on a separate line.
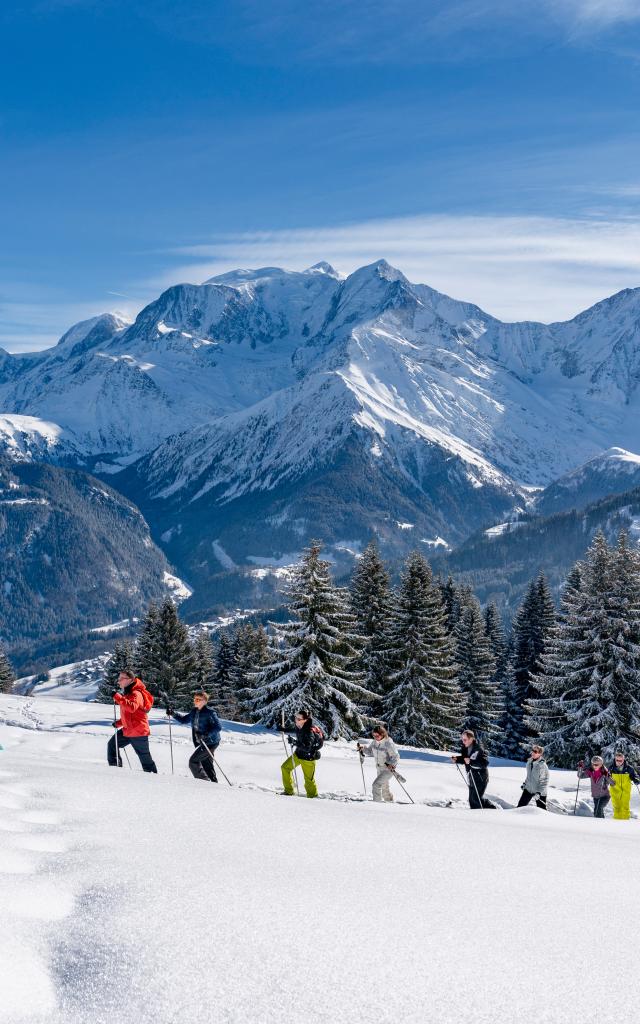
[454, 741, 489, 774]
[289, 720, 324, 761]
[171, 705, 221, 748]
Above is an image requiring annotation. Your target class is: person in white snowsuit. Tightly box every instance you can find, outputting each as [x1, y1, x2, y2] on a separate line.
[357, 725, 399, 802]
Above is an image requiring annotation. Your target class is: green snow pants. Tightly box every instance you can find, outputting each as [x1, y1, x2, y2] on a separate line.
[281, 755, 318, 798]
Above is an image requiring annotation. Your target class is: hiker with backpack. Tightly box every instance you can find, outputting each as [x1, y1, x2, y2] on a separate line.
[108, 670, 157, 773]
[166, 690, 222, 782]
[607, 751, 639, 820]
[280, 709, 324, 798]
[450, 729, 496, 809]
[577, 756, 611, 817]
[357, 724, 400, 802]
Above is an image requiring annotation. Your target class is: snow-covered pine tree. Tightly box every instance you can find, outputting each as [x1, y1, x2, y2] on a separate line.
[526, 563, 585, 764]
[96, 640, 135, 703]
[528, 532, 640, 766]
[233, 624, 269, 723]
[484, 602, 508, 682]
[455, 596, 501, 747]
[607, 532, 640, 756]
[246, 542, 372, 738]
[510, 572, 556, 750]
[0, 641, 15, 694]
[497, 655, 522, 760]
[439, 577, 474, 634]
[211, 631, 238, 719]
[349, 539, 393, 704]
[381, 551, 463, 747]
[135, 598, 196, 709]
[192, 631, 215, 691]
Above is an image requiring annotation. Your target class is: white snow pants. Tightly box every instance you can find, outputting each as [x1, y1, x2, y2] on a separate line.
[372, 768, 394, 802]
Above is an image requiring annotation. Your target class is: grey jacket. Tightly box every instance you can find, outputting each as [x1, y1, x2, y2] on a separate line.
[362, 737, 399, 770]
[524, 757, 549, 796]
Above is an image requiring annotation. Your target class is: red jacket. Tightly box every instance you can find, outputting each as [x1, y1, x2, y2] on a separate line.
[114, 679, 153, 737]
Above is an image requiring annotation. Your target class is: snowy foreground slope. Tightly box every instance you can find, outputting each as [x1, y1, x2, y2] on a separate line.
[1, 695, 639, 1024]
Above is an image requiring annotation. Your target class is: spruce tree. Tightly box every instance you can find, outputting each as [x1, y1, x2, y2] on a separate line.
[96, 640, 135, 703]
[496, 655, 522, 760]
[236, 624, 270, 723]
[349, 539, 393, 701]
[510, 572, 556, 750]
[381, 551, 463, 747]
[455, 597, 501, 747]
[192, 631, 215, 691]
[529, 532, 640, 765]
[0, 641, 15, 694]
[212, 631, 238, 719]
[135, 598, 196, 709]
[246, 542, 372, 738]
[484, 602, 508, 682]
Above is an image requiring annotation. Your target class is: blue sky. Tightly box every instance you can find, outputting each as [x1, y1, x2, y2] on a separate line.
[1, 0, 640, 349]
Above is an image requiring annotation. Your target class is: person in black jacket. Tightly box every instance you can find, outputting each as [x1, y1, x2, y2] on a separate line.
[281, 710, 324, 798]
[451, 729, 496, 809]
[166, 691, 222, 782]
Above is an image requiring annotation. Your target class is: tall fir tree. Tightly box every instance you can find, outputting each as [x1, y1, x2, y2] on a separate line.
[496, 654, 522, 760]
[349, 539, 393, 702]
[484, 602, 508, 682]
[192, 631, 215, 691]
[0, 641, 15, 694]
[233, 624, 270, 722]
[510, 572, 556, 750]
[455, 597, 501, 747]
[135, 598, 196, 709]
[381, 551, 463, 747]
[528, 532, 640, 765]
[246, 542, 372, 738]
[96, 640, 135, 703]
[211, 631, 238, 719]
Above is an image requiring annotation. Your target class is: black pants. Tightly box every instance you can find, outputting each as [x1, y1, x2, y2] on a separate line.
[594, 795, 610, 818]
[517, 789, 547, 810]
[189, 742, 218, 782]
[108, 733, 157, 773]
[468, 769, 496, 809]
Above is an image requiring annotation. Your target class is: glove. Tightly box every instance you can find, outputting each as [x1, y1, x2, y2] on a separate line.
[287, 736, 296, 746]
[521, 783, 526, 790]
[165, 708, 173, 717]
[111, 690, 120, 699]
[578, 760, 584, 769]
[111, 721, 120, 729]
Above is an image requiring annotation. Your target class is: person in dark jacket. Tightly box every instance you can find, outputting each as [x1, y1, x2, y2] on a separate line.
[167, 691, 222, 782]
[451, 729, 496, 809]
[281, 710, 324, 798]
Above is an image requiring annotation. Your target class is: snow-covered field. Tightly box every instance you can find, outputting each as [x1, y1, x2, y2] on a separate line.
[1, 693, 639, 1024]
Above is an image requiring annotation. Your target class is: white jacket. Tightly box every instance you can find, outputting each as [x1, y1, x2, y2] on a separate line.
[362, 736, 399, 770]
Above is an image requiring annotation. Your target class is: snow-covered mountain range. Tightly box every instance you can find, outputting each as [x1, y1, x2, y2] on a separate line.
[3, 259, 640, 622]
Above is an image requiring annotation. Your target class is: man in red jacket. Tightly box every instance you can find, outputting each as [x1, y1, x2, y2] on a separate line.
[107, 671, 158, 773]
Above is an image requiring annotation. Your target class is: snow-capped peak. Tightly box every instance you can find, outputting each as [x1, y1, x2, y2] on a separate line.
[303, 261, 342, 279]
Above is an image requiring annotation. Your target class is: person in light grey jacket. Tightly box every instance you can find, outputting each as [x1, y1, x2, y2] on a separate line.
[357, 725, 399, 802]
[517, 744, 549, 810]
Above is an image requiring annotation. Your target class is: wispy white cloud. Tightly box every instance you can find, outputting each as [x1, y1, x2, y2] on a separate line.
[152, 213, 640, 323]
[550, 0, 640, 27]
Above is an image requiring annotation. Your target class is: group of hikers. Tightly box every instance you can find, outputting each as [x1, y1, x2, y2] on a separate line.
[107, 671, 640, 819]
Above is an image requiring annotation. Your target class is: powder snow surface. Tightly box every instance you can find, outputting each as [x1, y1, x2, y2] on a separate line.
[1, 694, 639, 1024]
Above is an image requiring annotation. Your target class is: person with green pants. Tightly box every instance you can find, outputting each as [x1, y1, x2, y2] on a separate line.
[281, 710, 324, 797]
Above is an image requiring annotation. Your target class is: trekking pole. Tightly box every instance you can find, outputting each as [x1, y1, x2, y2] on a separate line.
[160, 692, 174, 776]
[113, 702, 120, 768]
[281, 710, 299, 796]
[468, 767, 485, 809]
[200, 740, 232, 786]
[387, 764, 414, 804]
[454, 762, 470, 791]
[123, 748, 132, 769]
[357, 746, 368, 798]
[573, 772, 582, 815]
